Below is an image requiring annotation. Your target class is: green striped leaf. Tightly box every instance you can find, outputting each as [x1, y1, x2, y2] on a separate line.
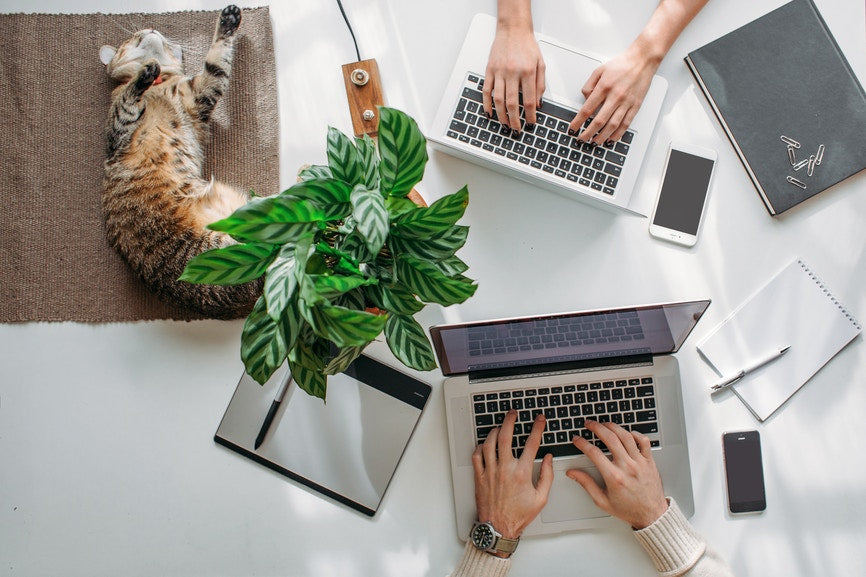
[396, 255, 477, 306]
[389, 225, 469, 261]
[355, 134, 379, 189]
[323, 344, 367, 376]
[386, 196, 419, 219]
[385, 314, 437, 371]
[282, 179, 352, 220]
[278, 297, 302, 353]
[208, 195, 324, 244]
[350, 185, 389, 255]
[312, 273, 377, 300]
[289, 342, 327, 400]
[179, 242, 277, 285]
[241, 296, 287, 384]
[378, 107, 428, 197]
[310, 303, 387, 347]
[393, 186, 468, 237]
[327, 126, 364, 186]
[433, 255, 470, 277]
[366, 282, 424, 315]
[297, 164, 333, 181]
[263, 245, 298, 320]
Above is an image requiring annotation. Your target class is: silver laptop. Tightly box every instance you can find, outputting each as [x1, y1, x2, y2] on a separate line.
[430, 300, 709, 537]
[429, 13, 667, 216]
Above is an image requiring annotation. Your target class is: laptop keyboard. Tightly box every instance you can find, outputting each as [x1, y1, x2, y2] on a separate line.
[467, 311, 645, 357]
[446, 73, 634, 196]
[472, 377, 660, 459]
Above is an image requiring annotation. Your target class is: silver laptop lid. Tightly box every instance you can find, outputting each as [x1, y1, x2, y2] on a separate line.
[430, 300, 710, 376]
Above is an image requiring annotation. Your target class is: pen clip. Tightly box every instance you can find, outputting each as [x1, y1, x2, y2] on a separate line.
[710, 370, 745, 392]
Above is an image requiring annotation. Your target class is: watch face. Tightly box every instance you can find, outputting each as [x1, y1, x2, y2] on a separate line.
[471, 523, 495, 550]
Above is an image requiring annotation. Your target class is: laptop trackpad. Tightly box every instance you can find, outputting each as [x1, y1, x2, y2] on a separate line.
[541, 465, 609, 523]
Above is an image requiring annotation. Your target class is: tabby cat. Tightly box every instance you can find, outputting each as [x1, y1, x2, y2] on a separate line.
[100, 5, 260, 319]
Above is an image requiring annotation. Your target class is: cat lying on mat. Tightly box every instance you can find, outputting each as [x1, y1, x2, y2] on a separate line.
[99, 5, 260, 319]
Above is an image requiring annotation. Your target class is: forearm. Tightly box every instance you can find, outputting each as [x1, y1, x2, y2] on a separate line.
[496, 0, 533, 31]
[631, 0, 710, 65]
[633, 499, 735, 577]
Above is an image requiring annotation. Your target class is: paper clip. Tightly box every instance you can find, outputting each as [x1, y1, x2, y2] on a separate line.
[815, 144, 825, 166]
[787, 146, 797, 165]
[792, 158, 809, 171]
[786, 175, 807, 189]
[781, 135, 801, 148]
[807, 154, 816, 177]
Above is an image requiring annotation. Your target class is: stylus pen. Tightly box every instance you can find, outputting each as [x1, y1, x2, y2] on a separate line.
[254, 373, 293, 449]
[710, 345, 790, 393]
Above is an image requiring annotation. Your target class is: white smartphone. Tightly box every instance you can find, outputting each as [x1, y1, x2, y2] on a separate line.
[649, 142, 717, 247]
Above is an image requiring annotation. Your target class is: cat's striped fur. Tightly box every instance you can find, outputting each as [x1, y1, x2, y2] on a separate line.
[101, 6, 260, 319]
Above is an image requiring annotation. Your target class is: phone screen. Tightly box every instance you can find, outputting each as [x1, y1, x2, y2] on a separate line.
[723, 431, 766, 513]
[652, 149, 715, 235]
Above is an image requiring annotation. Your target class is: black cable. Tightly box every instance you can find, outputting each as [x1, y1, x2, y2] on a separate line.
[335, 0, 362, 62]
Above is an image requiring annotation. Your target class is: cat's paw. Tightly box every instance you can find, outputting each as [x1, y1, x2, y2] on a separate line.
[134, 60, 161, 91]
[218, 5, 242, 38]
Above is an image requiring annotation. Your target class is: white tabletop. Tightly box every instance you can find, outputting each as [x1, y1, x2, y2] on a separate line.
[2, 1, 866, 576]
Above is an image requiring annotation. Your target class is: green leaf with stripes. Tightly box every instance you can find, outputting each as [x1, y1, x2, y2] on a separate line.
[389, 225, 469, 261]
[263, 245, 298, 321]
[393, 186, 468, 237]
[327, 126, 364, 186]
[281, 179, 352, 220]
[297, 164, 333, 181]
[309, 303, 387, 347]
[378, 107, 428, 197]
[365, 282, 424, 315]
[385, 314, 437, 371]
[396, 255, 477, 306]
[312, 273, 377, 300]
[241, 296, 287, 385]
[355, 134, 379, 189]
[350, 184, 389, 255]
[433, 255, 470, 277]
[288, 342, 327, 401]
[386, 196, 419, 219]
[208, 195, 324, 244]
[179, 243, 277, 285]
[323, 344, 367, 376]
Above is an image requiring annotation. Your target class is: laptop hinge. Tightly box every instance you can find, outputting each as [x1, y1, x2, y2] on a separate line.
[467, 354, 654, 384]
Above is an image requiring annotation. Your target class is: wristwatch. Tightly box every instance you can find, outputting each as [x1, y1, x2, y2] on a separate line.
[470, 521, 519, 558]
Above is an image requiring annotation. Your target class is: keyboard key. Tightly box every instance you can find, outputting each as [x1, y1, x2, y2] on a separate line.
[462, 87, 483, 102]
[450, 120, 468, 133]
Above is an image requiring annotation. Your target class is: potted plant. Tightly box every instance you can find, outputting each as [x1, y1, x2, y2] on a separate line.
[180, 107, 477, 399]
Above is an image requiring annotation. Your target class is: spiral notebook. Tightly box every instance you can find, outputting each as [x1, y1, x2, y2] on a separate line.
[697, 258, 861, 421]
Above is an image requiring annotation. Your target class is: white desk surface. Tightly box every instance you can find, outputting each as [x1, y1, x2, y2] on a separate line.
[2, 1, 866, 575]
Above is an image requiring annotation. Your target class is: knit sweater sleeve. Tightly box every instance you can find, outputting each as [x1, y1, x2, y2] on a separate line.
[449, 540, 512, 577]
[632, 499, 735, 577]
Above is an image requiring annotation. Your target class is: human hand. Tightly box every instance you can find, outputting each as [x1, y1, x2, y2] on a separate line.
[473, 411, 554, 543]
[568, 45, 659, 145]
[483, 21, 546, 132]
[566, 420, 669, 530]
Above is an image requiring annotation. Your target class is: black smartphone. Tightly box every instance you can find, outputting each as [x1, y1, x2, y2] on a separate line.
[723, 430, 766, 513]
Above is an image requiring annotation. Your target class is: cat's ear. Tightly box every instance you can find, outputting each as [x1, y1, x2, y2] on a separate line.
[99, 45, 117, 65]
[171, 44, 183, 64]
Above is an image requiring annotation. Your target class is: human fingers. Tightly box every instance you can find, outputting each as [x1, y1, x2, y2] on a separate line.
[603, 421, 642, 459]
[472, 443, 485, 478]
[497, 410, 518, 457]
[520, 413, 546, 464]
[482, 423, 500, 465]
[482, 64, 495, 118]
[585, 419, 629, 462]
[505, 76, 524, 131]
[594, 106, 627, 146]
[522, 79, 538, 127]
[568, 68, 601, 135]
[632, 429, 654, 459]
[609, 105, 638, 143]
[491, 76, 510, 129]
[533, 58, 546, 121]
[572, 430, 616, 477]
[566, 467, 610, 513]
[536, 453, 555, 501]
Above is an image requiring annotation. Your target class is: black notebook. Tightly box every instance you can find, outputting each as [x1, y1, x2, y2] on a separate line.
[685, 0, 866, 215]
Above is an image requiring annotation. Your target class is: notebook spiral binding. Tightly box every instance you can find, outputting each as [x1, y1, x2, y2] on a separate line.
[798, 258, 862, 330]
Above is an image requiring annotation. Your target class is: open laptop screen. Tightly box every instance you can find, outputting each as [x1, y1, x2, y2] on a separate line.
[430, 300, 710, 376]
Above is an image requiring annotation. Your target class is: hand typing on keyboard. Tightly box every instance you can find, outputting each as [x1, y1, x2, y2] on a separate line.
[567, 420, 670, 530]
[487, 0, 709, 143]
[483, 0, 545, 131]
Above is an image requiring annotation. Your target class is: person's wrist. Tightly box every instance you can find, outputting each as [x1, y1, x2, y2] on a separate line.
[631, 497, 671, 530]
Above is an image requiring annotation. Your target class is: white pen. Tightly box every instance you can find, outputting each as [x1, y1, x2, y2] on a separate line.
[710, 345, 791, 393]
